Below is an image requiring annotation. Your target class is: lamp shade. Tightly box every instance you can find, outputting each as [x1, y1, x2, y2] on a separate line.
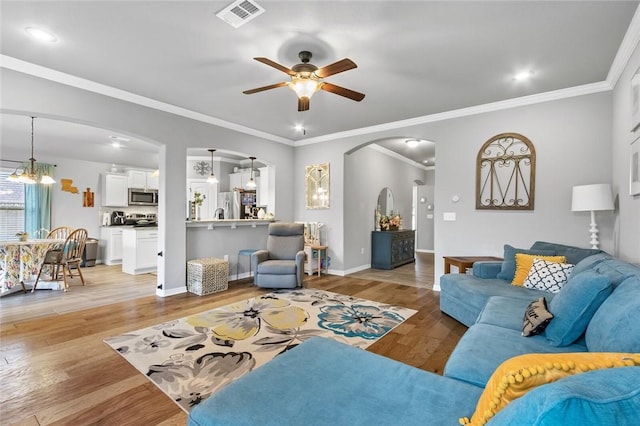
[571, 184, 614, 212]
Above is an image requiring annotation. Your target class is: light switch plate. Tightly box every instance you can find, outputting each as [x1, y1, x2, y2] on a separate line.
[443, 212, 456, 221]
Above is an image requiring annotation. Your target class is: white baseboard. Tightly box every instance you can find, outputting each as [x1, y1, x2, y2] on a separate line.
[415, 249, 434, 253]
[157, 286, 187, 297]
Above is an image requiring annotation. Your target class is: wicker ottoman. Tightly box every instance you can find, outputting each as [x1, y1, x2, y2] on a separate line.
[187, 257, 229, 295]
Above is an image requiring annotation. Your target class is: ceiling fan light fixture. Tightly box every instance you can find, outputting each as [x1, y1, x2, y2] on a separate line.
[289, 76, 321, 99]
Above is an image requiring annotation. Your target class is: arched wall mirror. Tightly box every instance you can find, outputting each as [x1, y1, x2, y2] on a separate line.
[305, 162, 330, 209]
[377, 187, 394, 215]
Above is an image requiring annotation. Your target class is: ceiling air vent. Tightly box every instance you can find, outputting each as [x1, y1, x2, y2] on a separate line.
[216, 0, 265, 28]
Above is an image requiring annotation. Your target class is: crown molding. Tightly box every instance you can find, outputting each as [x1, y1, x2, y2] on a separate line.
[367, 143, 431, 171]
[0, 55, 294, 146]
[296, 81, 613, 146]
[3, 2, 638, 152]
[607, 3, 640, 86]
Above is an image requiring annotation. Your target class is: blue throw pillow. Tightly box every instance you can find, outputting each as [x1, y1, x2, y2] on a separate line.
[496, 244, 555, 282]
[585, 277, 640, 353]
[544, 270, 613, 346]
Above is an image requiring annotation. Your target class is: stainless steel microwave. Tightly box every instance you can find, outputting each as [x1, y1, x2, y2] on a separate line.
[128, 188, 158, 206]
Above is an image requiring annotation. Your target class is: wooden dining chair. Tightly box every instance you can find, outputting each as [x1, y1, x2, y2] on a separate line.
[34, 228, 88, 292]
[47, 226, 73, 240]
[40, 226, 74, 281]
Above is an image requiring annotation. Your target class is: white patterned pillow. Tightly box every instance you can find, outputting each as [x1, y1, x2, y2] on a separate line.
[523, 258, 574, 293]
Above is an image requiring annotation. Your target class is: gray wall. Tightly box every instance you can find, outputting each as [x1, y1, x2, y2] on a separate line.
[4, 58, 636, 292]
[1, 69, 295, 295]
[612, 40, 640, 263]
[429, 93, 614, 287]
[343, 145, 427, 272]
[296, 91, 614, 287]
[416, 172, 435, 252]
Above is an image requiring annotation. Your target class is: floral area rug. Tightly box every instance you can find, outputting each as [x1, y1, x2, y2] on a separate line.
[104, 288, 416, 413]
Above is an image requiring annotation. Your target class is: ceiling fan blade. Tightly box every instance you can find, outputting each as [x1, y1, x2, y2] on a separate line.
[315, 58, 357, 78]
[254, 57, 295, 75]
[298, 97, 310, 112]
[321, 82, 365, 102]
[243, 82, 288, 94]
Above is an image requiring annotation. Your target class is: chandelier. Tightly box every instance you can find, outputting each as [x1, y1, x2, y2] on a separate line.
[6, 117, 55, 185]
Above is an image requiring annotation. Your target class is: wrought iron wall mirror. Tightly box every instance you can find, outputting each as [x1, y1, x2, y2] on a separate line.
[476, 132, 536, 210]
[305, 162, 330, 209]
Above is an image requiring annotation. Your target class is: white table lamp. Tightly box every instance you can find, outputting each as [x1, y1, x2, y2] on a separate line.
[571, 184, 614, 249]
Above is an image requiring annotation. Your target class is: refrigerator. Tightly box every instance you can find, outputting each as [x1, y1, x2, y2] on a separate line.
[219, 190, 256, 219]
[218, 192, 235, 219]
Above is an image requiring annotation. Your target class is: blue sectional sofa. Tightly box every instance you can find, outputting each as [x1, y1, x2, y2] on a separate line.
[188, 242, 640, 425]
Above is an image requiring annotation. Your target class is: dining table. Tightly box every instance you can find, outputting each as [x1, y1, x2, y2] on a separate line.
[0, 238, 65, 296]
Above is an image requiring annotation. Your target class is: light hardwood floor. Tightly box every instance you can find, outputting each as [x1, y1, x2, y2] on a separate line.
[0, 253, 466, 426]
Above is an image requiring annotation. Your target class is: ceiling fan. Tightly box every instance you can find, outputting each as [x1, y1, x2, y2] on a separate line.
[243, 50, 365, 112]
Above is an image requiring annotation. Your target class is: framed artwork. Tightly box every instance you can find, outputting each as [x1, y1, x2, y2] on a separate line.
[476, 133, 536, 210]
[631, 137, 640, 196]
[305, 162, 330, 209]
[632, 66, 640, 132]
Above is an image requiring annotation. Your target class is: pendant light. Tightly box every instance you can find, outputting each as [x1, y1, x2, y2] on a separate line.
[207, 149, 219, 184]
[246, 156, 257, 188]
[6, 117, 55, 184]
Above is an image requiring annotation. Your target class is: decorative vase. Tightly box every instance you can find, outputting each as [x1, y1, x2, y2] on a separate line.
[257, 208, 265, 219]
[387, 225, 398, 231]
[196, 205, 201, 221]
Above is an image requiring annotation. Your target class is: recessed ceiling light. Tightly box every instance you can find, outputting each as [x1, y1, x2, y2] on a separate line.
[405, 139, 422, 148]
[109, 135, 131, 142]
[25, 27, 58, 43]
[111, 141, 121, 148]
[513, 70, 534, 81]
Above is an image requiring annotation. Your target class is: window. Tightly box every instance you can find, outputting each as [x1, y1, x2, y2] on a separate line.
[0, 168, 25, 239]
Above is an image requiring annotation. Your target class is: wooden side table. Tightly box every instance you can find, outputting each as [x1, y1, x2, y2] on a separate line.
[443, 256, 503, 274]
[309, 245, 328, 276]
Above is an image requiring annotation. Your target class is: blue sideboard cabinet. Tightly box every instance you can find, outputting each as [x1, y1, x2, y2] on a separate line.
[371, 230, 415, 270]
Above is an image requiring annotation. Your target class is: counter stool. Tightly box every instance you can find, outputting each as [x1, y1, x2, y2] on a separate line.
[237, 249, 258, 281]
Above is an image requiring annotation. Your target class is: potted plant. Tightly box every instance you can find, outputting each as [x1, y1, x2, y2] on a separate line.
[193, 192, 206, 220]
[16, 231, 28, 242]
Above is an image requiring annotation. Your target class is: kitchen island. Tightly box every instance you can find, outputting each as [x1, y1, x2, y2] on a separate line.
[186, 219, 276, 281]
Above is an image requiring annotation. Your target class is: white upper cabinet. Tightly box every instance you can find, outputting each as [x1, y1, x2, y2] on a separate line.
[128, 170, 159, 190]
[102, 173, 129, 207]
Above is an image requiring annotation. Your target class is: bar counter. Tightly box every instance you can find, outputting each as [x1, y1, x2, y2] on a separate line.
[185, 219, 276, 281]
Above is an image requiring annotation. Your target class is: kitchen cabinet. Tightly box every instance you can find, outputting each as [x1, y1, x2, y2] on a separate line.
[100, 227, 124, 265]
[122, 228, 158, 274]
[257, 166, 269, 207]
[229, 171, 257, 190]
[371, 230, 415, 269]
[102, 173, 129, 207]
[128, 170, 159, 190]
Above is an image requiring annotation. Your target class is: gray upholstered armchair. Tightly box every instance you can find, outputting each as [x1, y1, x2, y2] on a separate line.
[251, 223, 305, 288]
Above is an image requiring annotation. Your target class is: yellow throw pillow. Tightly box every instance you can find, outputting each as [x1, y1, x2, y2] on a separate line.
[512, 254, 566, 286]
[459, 352, 640, 426]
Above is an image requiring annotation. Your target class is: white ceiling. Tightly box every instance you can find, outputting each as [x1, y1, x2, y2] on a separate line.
[1, 1, 638, 167]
